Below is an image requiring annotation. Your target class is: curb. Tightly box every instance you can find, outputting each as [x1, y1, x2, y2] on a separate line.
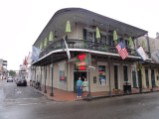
[83, 90, 159, 101]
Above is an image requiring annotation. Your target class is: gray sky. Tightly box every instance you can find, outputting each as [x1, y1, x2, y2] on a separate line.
[0, 0, 159, 70]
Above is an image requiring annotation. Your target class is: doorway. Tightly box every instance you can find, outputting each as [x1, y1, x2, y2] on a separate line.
[114, 65, 118, 89]
[74, 71, 87, 92]
[151, 69, 156, 88]
[132, 71, 137, 88]
[145, 69, 149, 88]
[123, 66, 128, 82]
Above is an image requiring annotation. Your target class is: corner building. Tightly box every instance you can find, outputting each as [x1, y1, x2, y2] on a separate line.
[32, 8, 153, 96]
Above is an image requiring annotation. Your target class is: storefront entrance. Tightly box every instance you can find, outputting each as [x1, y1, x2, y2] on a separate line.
[74, 71, 87, 92]
[151, 69, 156, 88]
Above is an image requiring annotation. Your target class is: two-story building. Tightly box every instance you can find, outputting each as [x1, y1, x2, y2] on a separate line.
[31, 8, 150, 96]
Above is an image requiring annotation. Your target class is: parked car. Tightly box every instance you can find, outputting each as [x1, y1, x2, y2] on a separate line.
[7, 77, 13, 82]
[16, 77, 27, 86]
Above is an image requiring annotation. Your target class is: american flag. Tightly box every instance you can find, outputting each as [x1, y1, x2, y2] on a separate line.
[116, 42, 128, 60]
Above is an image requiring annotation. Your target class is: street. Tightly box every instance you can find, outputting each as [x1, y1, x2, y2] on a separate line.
[1, 80, 159, 119]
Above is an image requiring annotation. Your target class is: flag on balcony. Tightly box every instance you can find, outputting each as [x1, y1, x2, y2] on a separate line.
[96, 27, 101, 39]
[116, 41, 128, 60]
[63, 37, 71, 60]
[65, 20, 71, 33]
[113, 30, 118, 43]
[23, 57, 28, 66]
[31, 46, 41, 62]
[49, 31, 54, 41]
[136, 46, 148, 61]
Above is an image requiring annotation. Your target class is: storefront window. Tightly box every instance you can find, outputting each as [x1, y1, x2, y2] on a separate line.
[98, 65, 106, 86]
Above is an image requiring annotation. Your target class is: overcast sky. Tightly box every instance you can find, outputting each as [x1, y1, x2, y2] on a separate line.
[0, 0, 159, 70]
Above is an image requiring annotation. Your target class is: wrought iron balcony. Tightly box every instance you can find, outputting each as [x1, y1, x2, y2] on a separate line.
[39, 39, 138, 58]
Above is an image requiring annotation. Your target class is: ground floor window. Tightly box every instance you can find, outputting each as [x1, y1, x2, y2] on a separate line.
[98, 65, 106, 86]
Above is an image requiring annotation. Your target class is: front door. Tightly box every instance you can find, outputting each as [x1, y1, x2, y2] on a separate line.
[132, 71, 137, 88]
[74, 71, 87, 92]
[114, 65, 118, 89]
[123, 66, 128, 82]
[145, 69, 149, 88]
[151, 69, 156, 88]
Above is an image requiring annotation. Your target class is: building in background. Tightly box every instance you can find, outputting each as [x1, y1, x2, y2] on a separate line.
[0, 59, 8, 80]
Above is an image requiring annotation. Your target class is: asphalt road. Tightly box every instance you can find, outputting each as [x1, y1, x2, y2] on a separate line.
[1, 80, 159, 119]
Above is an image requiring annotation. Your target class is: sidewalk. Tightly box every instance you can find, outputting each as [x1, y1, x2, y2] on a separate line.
[32, 85, 159, 102]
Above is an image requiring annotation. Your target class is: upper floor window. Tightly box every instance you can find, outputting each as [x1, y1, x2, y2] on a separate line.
[83, 29, 95, 42]
[87, 31, 95, 42]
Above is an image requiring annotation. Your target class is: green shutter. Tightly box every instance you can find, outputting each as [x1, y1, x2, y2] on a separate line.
[65, 20, 71, 33]
[128, 37, 134, 48]
[96, 27, 101, 39]
[49, 31, 54, 41]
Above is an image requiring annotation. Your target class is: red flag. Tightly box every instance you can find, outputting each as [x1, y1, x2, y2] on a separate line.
[23, 57, 28, 66]
[116, 42, 128, 60]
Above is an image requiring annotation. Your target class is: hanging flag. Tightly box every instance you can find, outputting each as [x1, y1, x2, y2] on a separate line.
[113, 30, 118, 42]
[136, 46, 148, 61]
[31, 46, 41, 62]
[116, 42, 128, 60]
[49, 31, 54, 41]
[63, 37, 71, 60]
[65, 20, 71, 33]
[23, 57, 28, 66]
[96, 27, 101, 39]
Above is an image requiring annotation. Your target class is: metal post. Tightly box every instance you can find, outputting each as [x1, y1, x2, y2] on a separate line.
[87, 53, 92, 99]
[50, 63, 54, 96]
[39, 66, 42, 91]
[44, 66, 47, 93]
[138, 63, 142, 93]
[150, 65, 153, 92]
[108, 57, 112, 96]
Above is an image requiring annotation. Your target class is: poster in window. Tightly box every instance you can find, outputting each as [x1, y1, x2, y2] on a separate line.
[98, 65, 106, 86]
[59, 71, 65, 81]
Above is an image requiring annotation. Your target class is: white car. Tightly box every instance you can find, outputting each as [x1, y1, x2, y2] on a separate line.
[7, 77, 13, 82]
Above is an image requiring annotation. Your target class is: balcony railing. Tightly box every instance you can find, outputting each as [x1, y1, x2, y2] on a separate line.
[39, 39, 138, 58]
